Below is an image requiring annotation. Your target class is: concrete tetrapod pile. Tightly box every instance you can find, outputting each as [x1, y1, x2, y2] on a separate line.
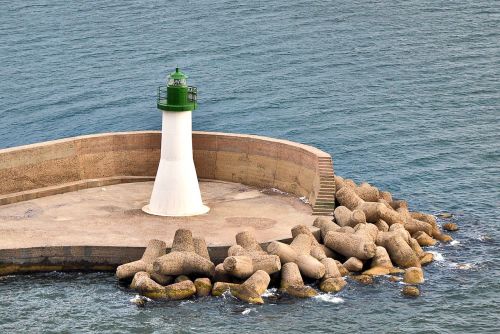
[118, 229, 215, 300]
[117, 176, 455, 303]
[326, 175, 455, 296]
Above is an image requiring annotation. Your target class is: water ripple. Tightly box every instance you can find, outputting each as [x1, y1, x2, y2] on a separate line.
[0, 0, 499, 332]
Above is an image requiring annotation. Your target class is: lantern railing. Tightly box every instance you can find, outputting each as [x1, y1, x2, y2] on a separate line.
[187, 86, 197, 103]
[156, 86, 167, 104]
[157, 86, 197, 105]
[157, 86, 167, 105]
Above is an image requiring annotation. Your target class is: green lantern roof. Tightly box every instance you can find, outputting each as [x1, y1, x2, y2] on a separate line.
[169, 67, 188, 80]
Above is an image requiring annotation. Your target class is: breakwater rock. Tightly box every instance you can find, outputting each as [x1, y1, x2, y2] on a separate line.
[117, 176, 455, 304]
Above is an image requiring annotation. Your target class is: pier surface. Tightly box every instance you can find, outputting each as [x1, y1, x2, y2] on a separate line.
[0, 180, 313, 249]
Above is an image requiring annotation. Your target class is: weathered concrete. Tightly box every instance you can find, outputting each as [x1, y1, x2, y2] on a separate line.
[0, 180, 314, 274]
[0, 131, 335, 215]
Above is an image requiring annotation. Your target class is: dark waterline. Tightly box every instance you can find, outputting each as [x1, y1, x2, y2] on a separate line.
[0, 0, 499, 333]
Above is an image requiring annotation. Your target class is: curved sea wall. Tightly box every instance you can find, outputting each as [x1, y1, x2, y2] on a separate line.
[0, 131, 335, 215]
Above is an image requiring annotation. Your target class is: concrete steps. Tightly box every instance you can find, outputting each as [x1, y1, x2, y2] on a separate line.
[312, 156, 335, 216]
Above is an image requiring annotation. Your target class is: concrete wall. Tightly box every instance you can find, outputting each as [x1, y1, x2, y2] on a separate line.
[0, 230, 324, 275]
[0, 229, 322, 275]
[0, 131, 334, 214]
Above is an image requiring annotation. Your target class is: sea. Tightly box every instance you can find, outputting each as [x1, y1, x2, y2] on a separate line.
[0, 1, 498, 333]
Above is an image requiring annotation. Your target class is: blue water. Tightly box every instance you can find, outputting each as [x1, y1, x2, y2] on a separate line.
[0, 0, 499, 332]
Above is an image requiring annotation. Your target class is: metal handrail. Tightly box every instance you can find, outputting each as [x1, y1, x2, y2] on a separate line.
[187, 86, 197, 103]
[157, 86, 165, 103]
[157, 86, 197, 103]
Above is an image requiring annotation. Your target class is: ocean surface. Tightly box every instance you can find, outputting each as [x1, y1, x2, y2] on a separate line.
[0, 0, 498, 332]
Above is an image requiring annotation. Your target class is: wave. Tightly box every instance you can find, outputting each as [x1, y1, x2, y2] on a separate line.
[314, 294, 345, 304]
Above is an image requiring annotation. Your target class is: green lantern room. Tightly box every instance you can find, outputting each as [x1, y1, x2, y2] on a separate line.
[157, 68, 197, 112]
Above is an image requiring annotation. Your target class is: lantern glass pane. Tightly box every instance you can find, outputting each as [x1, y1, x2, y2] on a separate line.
[168, 78, 187, 87]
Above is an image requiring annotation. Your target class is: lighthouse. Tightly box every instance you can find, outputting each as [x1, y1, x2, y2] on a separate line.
[143, 68, 209, 216]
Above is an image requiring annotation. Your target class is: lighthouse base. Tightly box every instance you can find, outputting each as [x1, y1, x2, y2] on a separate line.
[142, 204, 209, 217]
[143, 157, 209, 217]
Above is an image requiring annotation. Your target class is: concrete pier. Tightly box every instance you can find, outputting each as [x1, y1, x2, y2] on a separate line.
[0, 180, 318, 274]
[0, 131, 334, 274]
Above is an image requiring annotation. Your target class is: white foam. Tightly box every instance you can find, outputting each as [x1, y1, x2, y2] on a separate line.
[314, 294, 345, 304]
[129, 295, 152, 304]
[221, 290, 236, 300]
[242, 308, 257, 315]
[428, 251, 445, 261]
[450, 262, 474, 270]
[262, 288, 277, 297]
[449, 240, 460, 246]
[477, 234, 492, 242]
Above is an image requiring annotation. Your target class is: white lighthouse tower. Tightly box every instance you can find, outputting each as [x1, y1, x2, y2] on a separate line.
[142, 68, 209, 216]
